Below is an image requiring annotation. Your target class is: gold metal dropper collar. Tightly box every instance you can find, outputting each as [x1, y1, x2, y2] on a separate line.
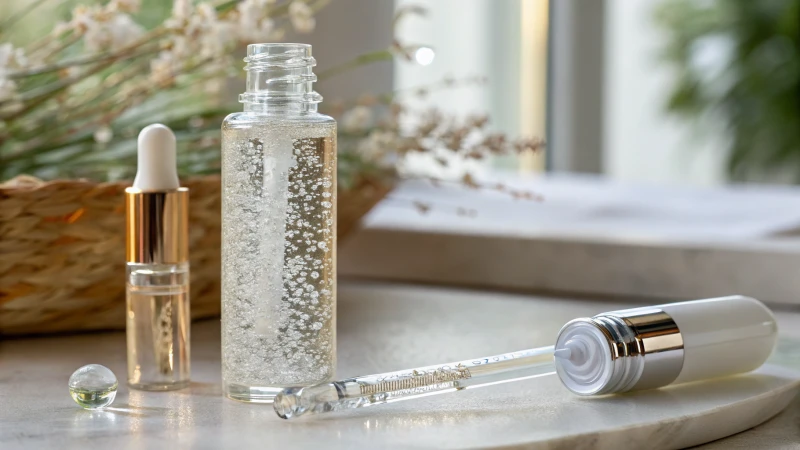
[125, 187, 188, 264]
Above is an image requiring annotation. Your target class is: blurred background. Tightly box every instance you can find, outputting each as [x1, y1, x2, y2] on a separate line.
[5, 0, 800, 336]
[301, 0, 800, 187]
[3, 0, 799, 186]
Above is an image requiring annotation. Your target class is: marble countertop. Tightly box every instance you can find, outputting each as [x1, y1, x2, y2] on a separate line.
[2, 282, 800, 449]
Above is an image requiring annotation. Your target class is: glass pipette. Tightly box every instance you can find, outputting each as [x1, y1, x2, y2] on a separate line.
[273, 345, 556, 419]
[273, 295, 780, 420]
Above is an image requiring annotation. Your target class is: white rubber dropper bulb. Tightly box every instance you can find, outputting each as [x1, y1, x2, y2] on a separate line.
[133, 124, 180, 191]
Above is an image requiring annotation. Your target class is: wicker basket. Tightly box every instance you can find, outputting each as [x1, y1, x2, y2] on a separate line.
[0, 174, 392, 336]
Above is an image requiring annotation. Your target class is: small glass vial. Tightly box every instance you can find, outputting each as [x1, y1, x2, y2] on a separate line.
[221, 43, 337, 402]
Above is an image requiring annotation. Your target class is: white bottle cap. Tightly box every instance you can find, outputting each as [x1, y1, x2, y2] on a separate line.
[556, 309, 686, 395]
[133, 124, 180, 191]
[126, 123, 188, 264]
[555, 296, 777, 396]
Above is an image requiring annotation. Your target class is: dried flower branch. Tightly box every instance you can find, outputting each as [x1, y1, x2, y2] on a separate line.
[333, 96, 544, 198]
[0, 0, 325, 179]
[0, 0, 544, 213]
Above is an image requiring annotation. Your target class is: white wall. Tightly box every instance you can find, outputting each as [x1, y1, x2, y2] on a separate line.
[603, 0, 728, 186]
[393, 0, 523, 137]
[548, 0, 605, 174]
[392, 0, 549, 177]
[297, 0, 395, 102]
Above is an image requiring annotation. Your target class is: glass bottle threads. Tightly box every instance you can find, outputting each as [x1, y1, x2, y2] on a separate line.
[221, 43, 337, 403]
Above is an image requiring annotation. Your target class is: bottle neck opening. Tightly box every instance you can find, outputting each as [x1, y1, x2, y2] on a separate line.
[240, 43, 322, 114]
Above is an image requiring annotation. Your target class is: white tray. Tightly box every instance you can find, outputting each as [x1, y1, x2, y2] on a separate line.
[2, 283, 798, 449]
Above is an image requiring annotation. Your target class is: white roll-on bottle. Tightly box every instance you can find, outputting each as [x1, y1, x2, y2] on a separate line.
[554, 295, 778, 395]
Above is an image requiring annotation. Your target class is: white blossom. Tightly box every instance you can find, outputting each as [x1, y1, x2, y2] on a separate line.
[69, 5, 99, 35]
[289, 1, 315, 33]
[358, 130, 395, 165]
[51, 20, 70, 36]
[69, 2, 143, 49]
[0, 43, 27, 102]
[167, 0, 193, 27]
[168, 0, 238, 62]
[0, 43, 27, 70]
[238, 16, 276, 42]
[195, 2, 218, 21]
[341, 106, 374, 133]
[69, 4, 143, 52]
[236, 0, 281, 41]
[83, 13, 144, 52]
[209, 22, 239, 58]
[194, 3, 222, 58]
[110, 14, 144, 49]
[150, 51, 178, 85]
[204, 79, 224, 94]
[236, 0, 278, 20]
[188, 116, 205, 129]
[238, 0, 278, 15]
[65, 66, 82, 78]
[93, 126, 113, 144]
[164, 2, 236, 60]
[52, 21, 71, 36]
[0, 78, 16, 102]
[109, 0, 141, 13]
[168, 33, 190, 59]
[259, 18, 278, 39]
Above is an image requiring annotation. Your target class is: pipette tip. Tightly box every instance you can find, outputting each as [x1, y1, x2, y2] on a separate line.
[273, 387, 303, 420]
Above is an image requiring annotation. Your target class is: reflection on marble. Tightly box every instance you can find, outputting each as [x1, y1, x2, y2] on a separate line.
[2, 282, 799, 449]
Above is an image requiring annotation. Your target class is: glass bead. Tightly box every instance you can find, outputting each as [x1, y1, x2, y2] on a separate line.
[68, 364, 118, 409]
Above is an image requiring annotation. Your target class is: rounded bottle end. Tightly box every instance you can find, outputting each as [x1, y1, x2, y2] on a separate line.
[133, 124, 179, 191]
[554, 319, 615, 395]
[273, 387, 304, 420]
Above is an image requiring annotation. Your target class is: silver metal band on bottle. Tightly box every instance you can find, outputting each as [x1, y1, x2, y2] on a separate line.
[556, 308, 685, 395]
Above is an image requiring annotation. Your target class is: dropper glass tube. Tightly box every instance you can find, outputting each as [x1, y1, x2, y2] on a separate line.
[274, 296, 779, 420]
[274, 346, 555, 419]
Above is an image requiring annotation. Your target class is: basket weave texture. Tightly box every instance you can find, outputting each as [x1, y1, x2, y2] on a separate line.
[0, 174, 391, 336]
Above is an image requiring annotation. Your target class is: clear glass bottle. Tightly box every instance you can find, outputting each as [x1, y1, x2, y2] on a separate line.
[221, 43, 337, 403]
